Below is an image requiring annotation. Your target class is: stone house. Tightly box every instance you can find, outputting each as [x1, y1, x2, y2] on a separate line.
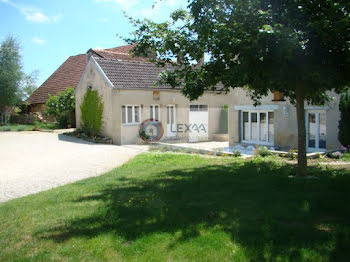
[75, 56, 230, 145]
[228, 88, 341, 152]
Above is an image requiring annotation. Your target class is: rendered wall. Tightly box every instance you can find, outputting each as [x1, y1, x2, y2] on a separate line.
[228, 88, 341, 151]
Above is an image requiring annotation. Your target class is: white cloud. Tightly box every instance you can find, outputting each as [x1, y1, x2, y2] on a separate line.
[24, 10, 50, 23]
[168, 0, 177, 6]
[1, 0, 61, 23]
[32, 37, 46, 45]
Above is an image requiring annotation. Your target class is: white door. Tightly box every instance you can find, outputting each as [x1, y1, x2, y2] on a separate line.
[189, 105, 208, 142]
[167, 105, 176, 138]
[241, 111, 274, 145]
[306, 111, 327, 152]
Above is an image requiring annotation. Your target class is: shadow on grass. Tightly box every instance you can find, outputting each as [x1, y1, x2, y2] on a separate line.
[36, 160, 350, 260]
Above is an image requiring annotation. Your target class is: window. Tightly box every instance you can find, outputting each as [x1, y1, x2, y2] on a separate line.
[153, 91, 160, 100]
[241, 111, 274, 145]
[272, 91, 285, 101]
[190, 105, 199, 111]
[150, 105, 160, 121]
[122, 105, 141, 125]
[167, 105, 175, 125]
[190, 105, 208, 111]
[199, 105, 208, 111]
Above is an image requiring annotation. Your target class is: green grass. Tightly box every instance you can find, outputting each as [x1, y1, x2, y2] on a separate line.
[342, 152, 350, 161]
[1, 153, 350, 261]
[0, 123, 59, 131]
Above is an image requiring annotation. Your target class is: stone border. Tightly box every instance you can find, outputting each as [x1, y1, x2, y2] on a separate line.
[151, 142, 244, 157]
[63, 131, 113, 144]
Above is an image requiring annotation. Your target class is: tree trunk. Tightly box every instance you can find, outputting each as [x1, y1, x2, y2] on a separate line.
[295, 86, 307, 176]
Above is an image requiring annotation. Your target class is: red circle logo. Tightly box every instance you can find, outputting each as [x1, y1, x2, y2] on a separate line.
[139, 119, 164, 142]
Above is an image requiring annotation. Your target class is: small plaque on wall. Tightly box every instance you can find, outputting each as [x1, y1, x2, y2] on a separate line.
[153, 91, 160, 100]
[272, 91, 285, 101]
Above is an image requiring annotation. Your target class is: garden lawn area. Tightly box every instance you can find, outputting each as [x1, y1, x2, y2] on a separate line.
[1, 123, 59, 131]
[0, 153, 350, 261]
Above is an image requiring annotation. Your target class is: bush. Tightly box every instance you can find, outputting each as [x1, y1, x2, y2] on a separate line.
[287, 149, 298, 159]
[233, 151, 241, 157]
[255, 146, 271, 157]
[185, 148, 194, 154]
[339, 93, 350, 147]
[46, 88, 75, 128]
[80, 89, 104, 136]
[160, 145, 169, 152]
[329, 151, 343, 159]
[219, 105, 228, 133]
[16, 125, 25, 131]
[2, 126, 11, 131]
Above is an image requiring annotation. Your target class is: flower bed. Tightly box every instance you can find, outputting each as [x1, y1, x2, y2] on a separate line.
[64, 130, 113, 144]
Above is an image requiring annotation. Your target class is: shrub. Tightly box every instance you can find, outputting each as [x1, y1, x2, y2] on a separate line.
[255, 146, 271, 157]
[80, 89, 104, 137]
[46, 88, 75, 128]
[219, 105, 228, 133]
[314, 152, 323, 159]
[149, 145, 159, 151]
[184, 148, 193, 154]
[330, 151, 343, 159]
[233, 151, 241, 157]
[2, 126, 11, 131]
[339, 93, 350, 147]
[160, 145, 169, 152]
[287, 149, 298, 159]
[16, 125, 25, 131]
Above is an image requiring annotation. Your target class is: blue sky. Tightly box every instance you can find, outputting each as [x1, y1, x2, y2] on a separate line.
[0, 0, 188, 86]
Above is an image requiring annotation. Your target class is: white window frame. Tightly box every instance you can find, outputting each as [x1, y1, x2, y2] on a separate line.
[305, 110, 327, 152]
[122, 105, 142, 125]
[150, 104, 161, 121]
[167, 104, 176, 125]
[190, 104, 209, 112]
[240, 110, 274, 146]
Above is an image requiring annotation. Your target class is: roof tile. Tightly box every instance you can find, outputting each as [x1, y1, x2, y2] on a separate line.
[94, 58, 177, 90]
[28, 44, 147, 104]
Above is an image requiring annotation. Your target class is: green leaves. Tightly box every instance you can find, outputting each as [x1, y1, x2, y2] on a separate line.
[339, 93, 350, 147]
[80, 89, 104, 137]
[0, 36, 22, 111]
[128, 0, 350, 103]
[46, 88, 75, 128]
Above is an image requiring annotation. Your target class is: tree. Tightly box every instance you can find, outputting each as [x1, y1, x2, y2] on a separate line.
[18, 70, 39, 102]
[0, 36, 22, 124]
[339, 93, 350, 148]
[128, 0, 350, 176]
[46, 88, 75, 128]
[80, 89, 104, 136]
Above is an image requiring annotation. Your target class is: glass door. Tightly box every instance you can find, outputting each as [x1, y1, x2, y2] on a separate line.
[241, 111, 274, 145]
[306, 111, 326, 151]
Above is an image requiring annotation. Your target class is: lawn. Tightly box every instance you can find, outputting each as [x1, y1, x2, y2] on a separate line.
[0, 122, 59, 131]
[0, 153, 350, 261]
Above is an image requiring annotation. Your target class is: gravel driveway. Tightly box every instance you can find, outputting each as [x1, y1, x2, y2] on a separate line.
[0, 131, 145, 202]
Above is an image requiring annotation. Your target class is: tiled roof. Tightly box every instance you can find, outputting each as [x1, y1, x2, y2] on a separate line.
[94, 58, 178, 90]
[28, 44, 147, 104]
[95, 57, 225, 91]
[89, 44, 148, 62]
[28, 54, 88, 104]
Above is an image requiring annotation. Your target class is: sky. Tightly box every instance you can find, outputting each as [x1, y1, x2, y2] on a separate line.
[0, 0, 188, 86]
